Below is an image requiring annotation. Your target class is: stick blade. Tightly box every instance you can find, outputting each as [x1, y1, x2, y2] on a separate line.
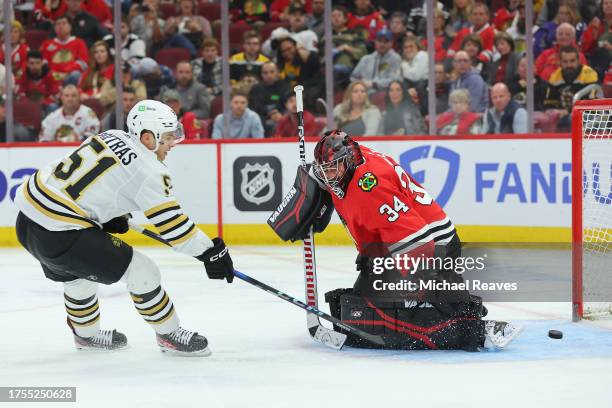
[311, 325, 347, 350]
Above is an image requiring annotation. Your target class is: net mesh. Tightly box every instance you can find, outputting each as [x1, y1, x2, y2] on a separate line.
[580, 108, 612, 318]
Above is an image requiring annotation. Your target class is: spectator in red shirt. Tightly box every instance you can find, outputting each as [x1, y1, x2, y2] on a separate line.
[0, 21, 30, 81]
[422, 8, 453, 63]
[81, 0, 112, 26]
[17, 49, 60, 113]
[273, 92, 317, 137]
[347, 0, 385, 41]
[34, 0, 68, 26]
[40, 15, 89, 88]
[448, 2, 496, 62]
[581, 0, 612, 80]
[535, 22, 588, 81]
[79, 40, 114, 99]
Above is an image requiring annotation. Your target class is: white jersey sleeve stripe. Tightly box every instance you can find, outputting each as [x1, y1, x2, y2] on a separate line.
[166, 224, 197, 246]
[34, 171, 89, 218]
[157, 214, 189, 234]
[144, 201, 180, 218]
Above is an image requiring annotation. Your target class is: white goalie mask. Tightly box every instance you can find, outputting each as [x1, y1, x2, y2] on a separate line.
[127, 100, 185, 152]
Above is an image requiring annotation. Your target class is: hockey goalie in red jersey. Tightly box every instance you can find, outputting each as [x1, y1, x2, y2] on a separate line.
[269, 130, 522, 351]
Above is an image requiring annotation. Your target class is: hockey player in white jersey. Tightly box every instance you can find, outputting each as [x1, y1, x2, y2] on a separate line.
[14, 100, 234, 356]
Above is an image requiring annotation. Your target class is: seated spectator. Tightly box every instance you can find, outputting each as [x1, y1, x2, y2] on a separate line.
[64, 0, 109, 47]
[333, 80, 382, 136]
[412, 62, 451, 116]
[461, 33, 490, 78]
[436, 89, 481, 135]
[134, 57, 174, 100]
[230, 30, 269, 82]
[446, 0, 473, 38]
[249, 61, 290, 136]
[160, 61, 210, 118]
[163, 0, 212, 58]
[263, 4, 319, 56]
[274, 92, 318, 137]
[321, 5, 368, 88]
[350, 28, 402, 95]
[276, 36, 322, 109]
[232, 71, 260, 95]
[488, 32, 520, 86]
[389, 11, 409, 52]
[482, 83, 527, 134]
[448, 2, 495, 62]
[230, 0, 270, 26]
[450, 50, 489, 112]
[34, 0, 68, 25]
[101, 86, 137, 132]
[347, 0, 385, 41]
[212, 91, 264, 139]
[401, 35, 428, 88]
[534, 0, 584, 57]
[81, 0, 112, 26]
[535, 23, 588, 81]
[0, 21, 29, 81]
[130, 0, 165, 55]
[543, 46, 599, 131]
[580, 0, 612, 80]
[103, 18, 146, 66]
[99, 61, 147, 110]
[506, 1, 539, 54]
[309, 0, 325, 39]
[192, 38, 223, 97]
[382, 80, 426, 135]
[17, 50, 60, 112]
[493, 0, 521, 30]
[40, 84, 100, 142]
[40, 16, 89, 89]
[162, 89, 206, 139]
[79, 40, 114, 99]
[507, 55, 547, 109]
[422, 8, 453, 63]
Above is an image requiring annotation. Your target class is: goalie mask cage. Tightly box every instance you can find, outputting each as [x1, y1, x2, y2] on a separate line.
[572, 99, 612, 321]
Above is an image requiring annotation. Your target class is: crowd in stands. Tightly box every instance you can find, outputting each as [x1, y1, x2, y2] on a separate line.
[0, 0, 610, 143]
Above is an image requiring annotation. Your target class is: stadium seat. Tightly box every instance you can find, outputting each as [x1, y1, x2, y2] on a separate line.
[155, 47, 192, 70]
[81, 98, 105, 121]
[211, 95, 223, 119]
[199, 118, 211, 138]
[25, 29, 50, 51]
[604, 83, 612, 98]
[370, 91, 386, 111]
[198, 2, 221, 21]
[14, 98, 42, 135]
[260, 21, 290, 41]
[214, 24, 252, 44]
[159, 2, 178, 18]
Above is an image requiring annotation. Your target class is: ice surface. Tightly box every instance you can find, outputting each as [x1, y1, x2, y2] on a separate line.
[1, 246, 610, 408]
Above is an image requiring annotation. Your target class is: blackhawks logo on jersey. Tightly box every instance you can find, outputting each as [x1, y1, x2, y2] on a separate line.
[358, 172, 377, 192]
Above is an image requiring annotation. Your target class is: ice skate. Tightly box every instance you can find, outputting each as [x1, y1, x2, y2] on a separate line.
[68, 319, 128, 351]
[156, 327, 211, 357]
[483, 320, 523, 350]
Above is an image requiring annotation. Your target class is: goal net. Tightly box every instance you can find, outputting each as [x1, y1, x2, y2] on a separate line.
[572, 99, 612, 320]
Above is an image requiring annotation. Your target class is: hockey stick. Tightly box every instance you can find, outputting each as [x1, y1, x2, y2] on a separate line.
[293, 86, 347, 349]
[128, 222, 384, 348]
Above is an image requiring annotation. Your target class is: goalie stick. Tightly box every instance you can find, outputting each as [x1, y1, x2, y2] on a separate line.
[127, 222, 385, 348]
[293, 85, 348, 349]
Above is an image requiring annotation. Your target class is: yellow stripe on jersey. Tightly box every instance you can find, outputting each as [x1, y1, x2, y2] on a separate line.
[167, 224, 197, 246]
[157, 214, 189, 234]
[144, 201, 180, 218]
[23, 178, 96, 229]
[34, 171, 89, 218]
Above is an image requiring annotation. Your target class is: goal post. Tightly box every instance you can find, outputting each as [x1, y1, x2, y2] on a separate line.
[571, 99, 612, 321]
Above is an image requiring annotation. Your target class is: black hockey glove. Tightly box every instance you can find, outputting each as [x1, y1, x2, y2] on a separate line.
[102, 216, 129, 234]
[196, 238, 234, 283]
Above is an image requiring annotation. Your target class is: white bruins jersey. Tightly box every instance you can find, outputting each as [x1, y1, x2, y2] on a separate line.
[14, 130, 213, 256]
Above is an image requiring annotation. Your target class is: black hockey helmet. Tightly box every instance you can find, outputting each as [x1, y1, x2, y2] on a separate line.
[313, 130, 363, 198]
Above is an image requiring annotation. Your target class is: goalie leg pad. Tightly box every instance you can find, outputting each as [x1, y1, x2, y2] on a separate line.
[325, 290, 486, 351]
[268, 166, 334, 242]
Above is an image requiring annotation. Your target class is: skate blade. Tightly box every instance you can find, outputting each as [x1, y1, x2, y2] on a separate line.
[75, 344, 130, 352]
[159, 346, 212, 357]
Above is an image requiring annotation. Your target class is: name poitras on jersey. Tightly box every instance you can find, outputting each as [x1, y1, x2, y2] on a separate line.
[14, 130, 213, 257]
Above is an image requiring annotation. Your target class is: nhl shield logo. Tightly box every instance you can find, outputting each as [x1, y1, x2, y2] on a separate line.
[240, 163, 275, 205]
[233, 156, 282, 211]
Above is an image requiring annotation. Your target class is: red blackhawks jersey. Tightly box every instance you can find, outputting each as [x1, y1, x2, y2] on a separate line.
[40, 36, 89, 84]
[331, 147, 456, 257]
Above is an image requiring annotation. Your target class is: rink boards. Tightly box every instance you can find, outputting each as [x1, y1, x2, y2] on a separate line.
[0, 134, 607, 246]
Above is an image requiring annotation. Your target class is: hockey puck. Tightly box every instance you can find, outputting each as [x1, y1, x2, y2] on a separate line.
[548, 330, 563, 339]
